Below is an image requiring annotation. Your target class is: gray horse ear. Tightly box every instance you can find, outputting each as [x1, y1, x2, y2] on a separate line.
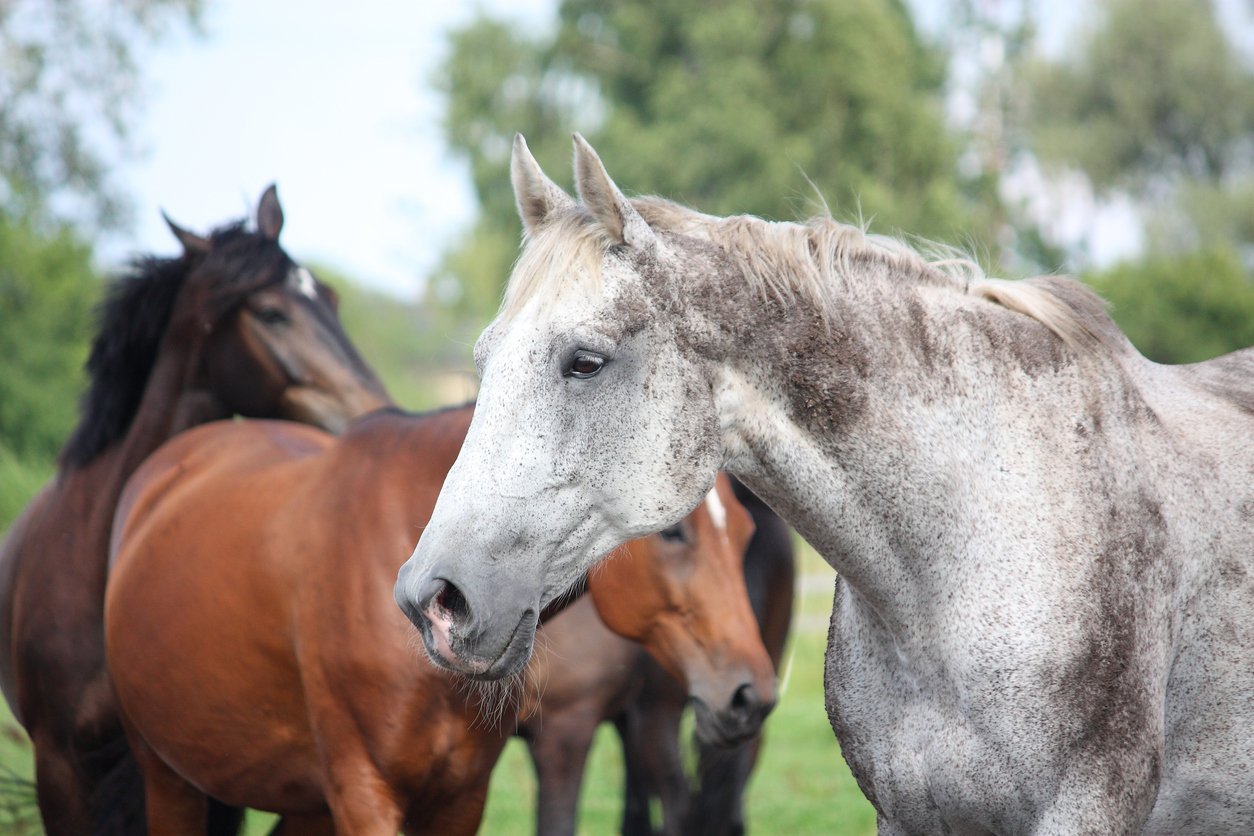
[161, 211, 211, 255]
[511, 134, 575, 236]
[572, 133, 656, 251]
[257, 183, 284, 241]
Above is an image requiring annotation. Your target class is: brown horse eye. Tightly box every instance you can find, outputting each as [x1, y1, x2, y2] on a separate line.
[565, 352, 605, 379]
[659, 525, 686, 543]
[257, 307, 289, 326]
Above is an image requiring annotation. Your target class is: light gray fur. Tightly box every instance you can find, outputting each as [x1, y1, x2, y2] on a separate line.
[395, 135, 1254, 834]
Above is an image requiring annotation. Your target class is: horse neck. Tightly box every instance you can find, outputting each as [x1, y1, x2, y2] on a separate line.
[331, 405, 475, 507]
[711, 262, 1139, 625]
[102, 331, 230, 490]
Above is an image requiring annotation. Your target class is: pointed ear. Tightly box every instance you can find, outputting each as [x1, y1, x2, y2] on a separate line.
[256, 183, 284, 241]
[511, 134, 575, 236]
[572, 133, 656, 250]
[161, 211, 211, 255]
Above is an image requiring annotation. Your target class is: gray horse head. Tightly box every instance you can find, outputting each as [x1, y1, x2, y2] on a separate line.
[395, 135, 723, 678]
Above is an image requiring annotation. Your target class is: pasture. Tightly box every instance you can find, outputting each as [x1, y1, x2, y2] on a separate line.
[0, 543, 876, 834]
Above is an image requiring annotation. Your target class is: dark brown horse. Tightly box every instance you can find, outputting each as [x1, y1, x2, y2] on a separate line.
[0, 187, 389, 835]
[104, 405, 774, 835]
[519, 478, 794, 836]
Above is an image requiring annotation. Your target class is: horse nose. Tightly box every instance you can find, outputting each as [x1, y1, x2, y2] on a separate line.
[419, 577, 471, 623]
[728, 682, 774, 728]
[416, 576, 473, 641]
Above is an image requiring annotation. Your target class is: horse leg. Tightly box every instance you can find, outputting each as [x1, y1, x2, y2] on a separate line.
[616, 678, 690, 836]
[524, 709, 600, 836]
[268, 813, 337, 835]
[130, 735, 210, 836]
[688, 737, 762, 835]
[31, 733, 94, 836]
[404, 787, 490, 836]
[321, 758, 405, 836]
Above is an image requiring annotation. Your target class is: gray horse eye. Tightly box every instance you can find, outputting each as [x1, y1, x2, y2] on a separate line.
[565, 351, 605, 379]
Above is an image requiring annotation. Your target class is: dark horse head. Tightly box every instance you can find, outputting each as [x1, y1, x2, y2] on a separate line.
[61, 185, 390, 468]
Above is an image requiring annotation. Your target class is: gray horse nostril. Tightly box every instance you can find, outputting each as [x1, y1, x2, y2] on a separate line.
[435, 581, 470, 622]
[418, 576, 471, 624]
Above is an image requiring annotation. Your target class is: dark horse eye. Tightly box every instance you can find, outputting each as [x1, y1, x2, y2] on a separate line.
[659, 525, 686, 543]
[565, 351, 605, 379]
[257, 306, 289, 326]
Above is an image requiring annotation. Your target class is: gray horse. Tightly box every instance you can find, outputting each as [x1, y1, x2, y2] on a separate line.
[395, 134, 1253, 834]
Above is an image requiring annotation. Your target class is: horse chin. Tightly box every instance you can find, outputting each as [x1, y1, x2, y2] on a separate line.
[690, 697, 763, 749]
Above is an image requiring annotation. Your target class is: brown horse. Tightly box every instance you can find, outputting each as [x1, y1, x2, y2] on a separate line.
[521, 478, 795, 836]
[0, 187, 389, 835]
[104, 404, 775, 835]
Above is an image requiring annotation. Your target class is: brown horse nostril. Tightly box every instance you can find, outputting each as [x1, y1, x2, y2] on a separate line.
[731, 683, 761, 718]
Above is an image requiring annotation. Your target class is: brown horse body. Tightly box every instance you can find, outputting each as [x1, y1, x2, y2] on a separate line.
[0, 189, 388, 834]
[105, 405, 774, 835]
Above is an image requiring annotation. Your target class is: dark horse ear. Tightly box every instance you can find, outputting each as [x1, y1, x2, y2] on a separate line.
[256, 184, 284, 241]
[161, 211, 211, 255]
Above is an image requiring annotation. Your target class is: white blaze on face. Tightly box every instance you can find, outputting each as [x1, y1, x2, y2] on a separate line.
[704, 486, 727, 533]
[289, 266, 318, 300]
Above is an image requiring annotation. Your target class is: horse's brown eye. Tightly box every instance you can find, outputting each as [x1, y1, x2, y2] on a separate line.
[566, 352, 605, 379]
[659, 524, 686, 543]
[257, 307, 289, 326]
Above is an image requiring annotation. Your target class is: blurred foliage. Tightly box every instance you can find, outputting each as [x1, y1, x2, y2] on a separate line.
[1145, 178, 1254, 258]
[0, 210, 98, 530]
[432, 0, 1005, 332]
[0, 0, 202, 231]
[0, 211, 97, 463]
[313, 264, 478, 411]
[1022, 0, 1253, 361]
[1024, 0, 1254, 194]
[1085, 247, 1254, 364]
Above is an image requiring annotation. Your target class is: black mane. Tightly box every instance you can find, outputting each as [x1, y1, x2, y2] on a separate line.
[60, 221, 291, 469]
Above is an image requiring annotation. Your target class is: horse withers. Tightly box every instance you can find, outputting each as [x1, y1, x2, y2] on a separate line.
[394, 134, 1254, 834]
[0, 186, 389, 835]
[104, 405, 774, 835]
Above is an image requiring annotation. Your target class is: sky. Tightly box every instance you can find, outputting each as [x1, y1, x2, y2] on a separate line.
[97, 0, 1250, 299]
[101, 0, 558, 299]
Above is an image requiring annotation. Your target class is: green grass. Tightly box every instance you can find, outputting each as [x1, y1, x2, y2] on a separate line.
[0, 544, 876, 834]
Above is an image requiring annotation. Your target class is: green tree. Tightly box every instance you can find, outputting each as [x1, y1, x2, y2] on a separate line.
[432, 0, 997, 332]
[1086, 247, 1254, 364]
[0, 210, 98, 529]
[0, 0, 203, 231]
[1025, 0, 1254, 194]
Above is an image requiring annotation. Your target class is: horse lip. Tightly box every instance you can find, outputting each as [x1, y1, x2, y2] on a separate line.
[417, 605, 537, 683]
[689, 697, 763, 749]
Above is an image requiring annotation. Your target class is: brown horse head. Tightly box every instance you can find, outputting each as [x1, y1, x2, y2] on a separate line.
[588, 474, 777, 747]
[62, 186, 390, 468]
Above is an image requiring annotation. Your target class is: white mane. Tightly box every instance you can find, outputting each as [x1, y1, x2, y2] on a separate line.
[501, 195, 1123, 354]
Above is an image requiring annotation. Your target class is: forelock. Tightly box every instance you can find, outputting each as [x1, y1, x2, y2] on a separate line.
[499, 208, 616, 323]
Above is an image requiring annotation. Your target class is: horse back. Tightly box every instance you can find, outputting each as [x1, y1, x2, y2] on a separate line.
[110, 419, 331, 565]
[1175, 345, 1254, 417]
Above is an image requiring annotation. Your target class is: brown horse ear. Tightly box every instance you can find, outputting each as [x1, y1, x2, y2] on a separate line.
[511, 134, 575, 237]
[572, 133, 656, 251]
[161, 211, 211, 255]
[257, 184, 284, 241]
